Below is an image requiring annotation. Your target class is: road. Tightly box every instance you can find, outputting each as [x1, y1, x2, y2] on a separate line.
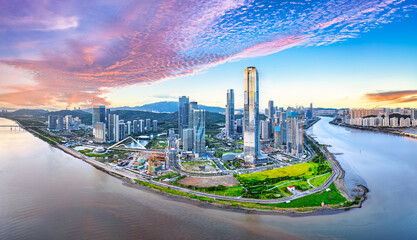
[27, 116, 342, 205]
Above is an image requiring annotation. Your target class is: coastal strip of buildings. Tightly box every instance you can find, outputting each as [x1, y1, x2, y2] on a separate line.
[341, 108, 417, 127]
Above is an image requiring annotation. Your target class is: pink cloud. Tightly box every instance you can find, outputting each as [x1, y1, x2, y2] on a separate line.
[0, 0, 414, 108]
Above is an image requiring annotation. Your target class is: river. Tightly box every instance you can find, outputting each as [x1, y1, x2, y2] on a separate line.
[0, 117, 416, 240]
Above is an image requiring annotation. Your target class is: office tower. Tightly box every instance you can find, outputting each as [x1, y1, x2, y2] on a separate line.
[153, 120, 158, 132]
[93, 122, 106, 143]
[146, 119, 151, 132]
[189, 101, 198, 128]
[107, 114, 119, 142]
[127, 121, 131, 135]
[226, 89, 235, 138]
[193, 109, 206, 157]
[261, 119, 271, 140]
[65, 115, 73, 132]
[243, 66, 260, 165]
[168, 128, 177, 149]
[57, 116, 64, 131]
[182, 128, 194, 152]
[48, 115, 58, 131]
[139, 119, 145, 133]
[306, 103, 313, 119]
[119, 120, 126, 140]
[92, 105, 106, 125]
[286, 111, 297, 156]
[268, 100, 274, 119]
[105, 109, 111, 125]
[296, 121, 304, 156]
[236, 118, 243, 134]
[178, 96, 190, 139]
[132, 120, 138, 135]
[273, 124, 282, 148]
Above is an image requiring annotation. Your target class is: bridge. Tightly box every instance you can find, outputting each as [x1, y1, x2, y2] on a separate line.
[0, 125, 20, 127]
[108, 136, 146, 150]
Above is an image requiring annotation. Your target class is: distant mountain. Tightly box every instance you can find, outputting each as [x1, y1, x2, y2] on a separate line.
[84, 101, 225, 113]
[8, 109, 49, 117]
[112, 109, 225, 123]
[7, 109, 92, 124]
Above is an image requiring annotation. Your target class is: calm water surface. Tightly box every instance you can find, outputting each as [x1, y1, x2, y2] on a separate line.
[1, 117, 416, 240]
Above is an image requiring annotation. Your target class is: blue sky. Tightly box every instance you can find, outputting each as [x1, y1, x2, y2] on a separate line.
[0, 0, 416, 109]
[107, 11, 417, 109]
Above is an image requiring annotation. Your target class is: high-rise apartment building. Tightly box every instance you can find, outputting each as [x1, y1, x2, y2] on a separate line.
[226, 89, 235, 138]
[146, 119, 151, 132]
[153, 120, 158, 132]
[119, 120, 126, 140]
[178, 96, 190, 139]
[285, 111, 304, 157]
[139, 119, 145, 133]
[243, 66, 260, 165]
[132, 120, 138, 135]
[126, 121, 131, 135]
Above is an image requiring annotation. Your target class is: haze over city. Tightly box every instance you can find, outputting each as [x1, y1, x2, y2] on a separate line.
[1, 0, 416, 110]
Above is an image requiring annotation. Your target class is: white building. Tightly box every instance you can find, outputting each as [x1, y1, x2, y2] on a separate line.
[93, 122, 106, 143]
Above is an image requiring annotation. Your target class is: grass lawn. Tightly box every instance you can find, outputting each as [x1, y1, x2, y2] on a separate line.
[271, 183, 346, 208]
[239, 162, 319, 182]
[201, 186, 244, 197]
[274, 180, 311, 191]
[309, 172, 332, 188]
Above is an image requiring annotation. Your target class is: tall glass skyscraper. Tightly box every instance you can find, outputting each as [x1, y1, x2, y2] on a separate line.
[243, 66, 260, 165]
[107, 113, 119, 142]
[193, 109, 206, 157]
[189, 101, 198, 130]
[226, 89, 234, 138]
[268, 100, 275, 119]
[178, 96, 190, 139]
[92, 105, 106, 125]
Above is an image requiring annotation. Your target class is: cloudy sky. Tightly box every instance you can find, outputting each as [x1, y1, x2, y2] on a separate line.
[0, 0, 416, 110]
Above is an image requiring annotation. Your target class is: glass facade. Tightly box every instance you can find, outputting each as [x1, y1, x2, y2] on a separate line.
[226, 89, 234, 138]
[243, 67, 260, 165]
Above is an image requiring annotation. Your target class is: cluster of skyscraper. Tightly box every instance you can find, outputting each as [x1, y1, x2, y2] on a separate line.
[90, 106, 158, 143]
[225, 67, 311, 165]
[343, 108, 417, 127]
[48, 115, 81, 132]
[178, 97, 206, 157]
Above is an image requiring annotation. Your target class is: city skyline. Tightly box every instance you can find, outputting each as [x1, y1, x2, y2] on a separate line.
[0, 1, 416, 110]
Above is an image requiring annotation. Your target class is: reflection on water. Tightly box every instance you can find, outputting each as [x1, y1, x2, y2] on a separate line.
[1, 117, 417, 240]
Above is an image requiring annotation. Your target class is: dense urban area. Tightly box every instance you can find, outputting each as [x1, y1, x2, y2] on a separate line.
[1, 67, 416, 212]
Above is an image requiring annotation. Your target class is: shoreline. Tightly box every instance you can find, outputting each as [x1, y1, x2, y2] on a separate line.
[3, 116, 367, 215]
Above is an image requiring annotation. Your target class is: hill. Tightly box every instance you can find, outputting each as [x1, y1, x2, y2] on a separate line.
[84, 101, 225, 113]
